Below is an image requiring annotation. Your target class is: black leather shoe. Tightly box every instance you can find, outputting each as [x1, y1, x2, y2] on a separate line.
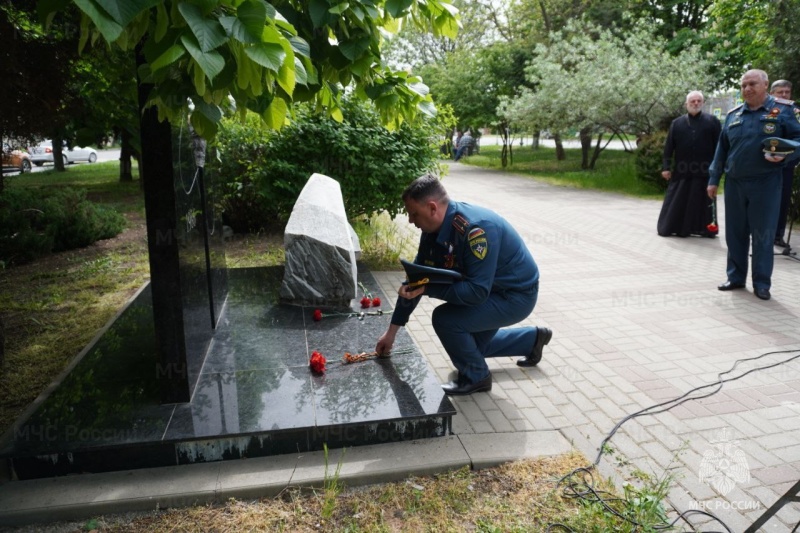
[754, 288, 771, 300]
[517, 327, 552, 367]
[441, 373, 492, 396]
[718, 281, 745, 291]
[775, 237, 788, 248]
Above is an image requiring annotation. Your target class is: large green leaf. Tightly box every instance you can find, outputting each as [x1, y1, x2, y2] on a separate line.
[417, 100, 437, 118]
[220, 16, 258, 44]
[244, 43, 286, 71]
[385, 0, 413, 18]
[339, 36, 370, 61]
[178, 2, 228, 52]
[95, 0, 160, 26]
[263, 96, 288, 129]
[290, 36, 311, 58]
[309, 0, 330, 28]
[192, 99, 223, 124]
[73, 0, 123, 42]
[181, 34, 225, 80]
[293, 57, 308, 86]
[277, 60, 296, 95]
[329, 2, 349, 15]
[150, 44, 187, 71]
[238, 0, 269, 39]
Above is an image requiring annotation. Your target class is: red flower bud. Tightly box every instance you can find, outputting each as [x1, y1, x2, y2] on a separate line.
[706, 223, 718, 234]
[309, 350, 326, 374]
[372, 297, 381, 307]
[360, 296, 371, 308]
[313, 309, 323, 321]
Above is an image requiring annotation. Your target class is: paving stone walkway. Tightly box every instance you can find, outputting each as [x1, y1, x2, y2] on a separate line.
[374, 161, 800, 532]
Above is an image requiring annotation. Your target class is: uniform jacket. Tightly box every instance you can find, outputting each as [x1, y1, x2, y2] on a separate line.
[391, 200, 539, 326]
[709, 95, 800, 185]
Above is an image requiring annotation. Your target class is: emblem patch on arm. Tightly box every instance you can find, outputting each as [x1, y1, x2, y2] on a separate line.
[468, 227, 488, 260]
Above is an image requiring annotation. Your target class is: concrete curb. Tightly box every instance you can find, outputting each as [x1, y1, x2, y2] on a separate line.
[0, 431, 572, 527]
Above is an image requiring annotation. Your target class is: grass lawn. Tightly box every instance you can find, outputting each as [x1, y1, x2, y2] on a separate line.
[465, 144, 665, 199]
[0, 162, 678, 532]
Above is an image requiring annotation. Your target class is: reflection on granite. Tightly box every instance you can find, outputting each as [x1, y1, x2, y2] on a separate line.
[1, 266, 455, 479]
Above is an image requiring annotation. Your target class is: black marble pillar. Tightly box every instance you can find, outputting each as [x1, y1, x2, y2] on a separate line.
[138, 71, 227, 403]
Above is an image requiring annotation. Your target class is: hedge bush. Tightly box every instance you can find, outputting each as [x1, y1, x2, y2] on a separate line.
[0, 187, 125, 266]
[208, 97, 440, 233]
[635, 130, 669, 193]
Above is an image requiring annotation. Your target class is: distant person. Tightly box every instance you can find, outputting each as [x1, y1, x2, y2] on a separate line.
[454, 130, 474, 161]
[375, 175, 551, 396]
[658, 91, 722, 237]
[770, 80, 798, 248]
[708, 70, 800, 301]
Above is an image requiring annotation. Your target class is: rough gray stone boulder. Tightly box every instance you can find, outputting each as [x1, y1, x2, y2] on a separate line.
[280, 173, 357, 308]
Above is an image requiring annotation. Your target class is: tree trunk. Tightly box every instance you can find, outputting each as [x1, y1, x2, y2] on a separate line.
[579, 127, 592, 170]
[553, 133, 566, 161]
[589, 132, 605, 170]
[119, 128, 133, 182]
[532, 131, 540, 150]
[500, 120, 508, 168]
[53, 134, 65, 172]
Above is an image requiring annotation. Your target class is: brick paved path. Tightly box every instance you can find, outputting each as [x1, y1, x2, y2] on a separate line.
[374, 162, 800, 532]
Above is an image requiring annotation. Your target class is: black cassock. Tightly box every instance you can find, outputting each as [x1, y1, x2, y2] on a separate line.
[657, 111, 722, 237]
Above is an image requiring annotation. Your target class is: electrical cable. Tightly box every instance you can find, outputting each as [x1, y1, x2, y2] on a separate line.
[548, 348, 800, 532]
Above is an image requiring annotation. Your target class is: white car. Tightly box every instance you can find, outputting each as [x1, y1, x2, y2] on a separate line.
[29, 140, 98, 166]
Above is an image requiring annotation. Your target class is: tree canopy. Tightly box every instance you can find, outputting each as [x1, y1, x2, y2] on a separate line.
[500, 19, 712, 168]
[40, 0, 459, 138]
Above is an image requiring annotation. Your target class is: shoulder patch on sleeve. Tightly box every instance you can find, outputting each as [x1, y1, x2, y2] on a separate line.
[453, 214, 469, 235]
[467, 227, 485, 240]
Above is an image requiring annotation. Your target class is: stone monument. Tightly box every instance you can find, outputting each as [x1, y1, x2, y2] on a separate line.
[280, 173, 358, 308]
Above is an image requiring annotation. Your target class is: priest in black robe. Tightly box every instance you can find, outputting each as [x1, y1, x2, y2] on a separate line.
[658, 91, 722, 237]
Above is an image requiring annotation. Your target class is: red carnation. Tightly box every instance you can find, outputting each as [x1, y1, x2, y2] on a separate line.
[309, 350, 326, 374]
[706, 223, 718, 235]
[360, 296, 371, 308]
[313, 309, 323, 321]
[372, 297, 381, 307]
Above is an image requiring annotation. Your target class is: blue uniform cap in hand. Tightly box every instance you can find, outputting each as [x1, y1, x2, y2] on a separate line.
[400, 259, 462, 287]
[762, 137, 800, 155]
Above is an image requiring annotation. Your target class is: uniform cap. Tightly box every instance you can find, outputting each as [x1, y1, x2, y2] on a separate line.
[762, 137, 800, 155]
[400, 259, 462, 287]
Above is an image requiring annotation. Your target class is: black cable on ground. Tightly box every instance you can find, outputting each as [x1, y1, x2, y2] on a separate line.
[548, 348, 800, 533]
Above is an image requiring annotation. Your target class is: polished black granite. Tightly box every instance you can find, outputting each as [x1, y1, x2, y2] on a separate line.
[0, 267, 455, 479]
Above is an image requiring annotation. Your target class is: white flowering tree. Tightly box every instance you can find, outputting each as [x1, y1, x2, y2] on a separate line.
[499, 20, 712, 169]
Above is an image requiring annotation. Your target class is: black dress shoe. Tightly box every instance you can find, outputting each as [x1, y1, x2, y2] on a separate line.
[441, 373, 492, 396]
[517, 327, 552, 367]
[754, 288, 771, 301]
[718, 281, 746, 291]
[775, 237, 788, 248]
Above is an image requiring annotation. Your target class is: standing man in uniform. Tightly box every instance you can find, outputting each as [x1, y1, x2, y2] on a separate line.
[658, 90, 722, 237]
[708, 70, 800, 300]
[375, 175, 551, 395]
[770, 80, 798, 248]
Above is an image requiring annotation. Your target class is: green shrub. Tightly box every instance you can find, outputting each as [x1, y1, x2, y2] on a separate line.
[635, 130, 669, 193]
[209, 97, 440, 233]
[0, 187, 125, 266]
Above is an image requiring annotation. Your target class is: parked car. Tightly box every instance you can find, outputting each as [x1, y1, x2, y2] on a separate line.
[1, 142, 32, 173]
[29, 140, 98, 166]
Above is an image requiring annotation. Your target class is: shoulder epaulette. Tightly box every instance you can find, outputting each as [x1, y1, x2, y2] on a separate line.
[452, 214, 469, 235]
[774, 97, 795, 105]
[729, 103, 744, 112]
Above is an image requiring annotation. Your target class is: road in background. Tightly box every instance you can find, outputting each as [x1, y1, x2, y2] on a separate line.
[28, 148, 121, 173]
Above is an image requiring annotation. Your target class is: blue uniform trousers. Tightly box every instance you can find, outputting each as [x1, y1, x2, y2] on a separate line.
[723, 174, 782, 289]
[432, 283, 539, 384]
